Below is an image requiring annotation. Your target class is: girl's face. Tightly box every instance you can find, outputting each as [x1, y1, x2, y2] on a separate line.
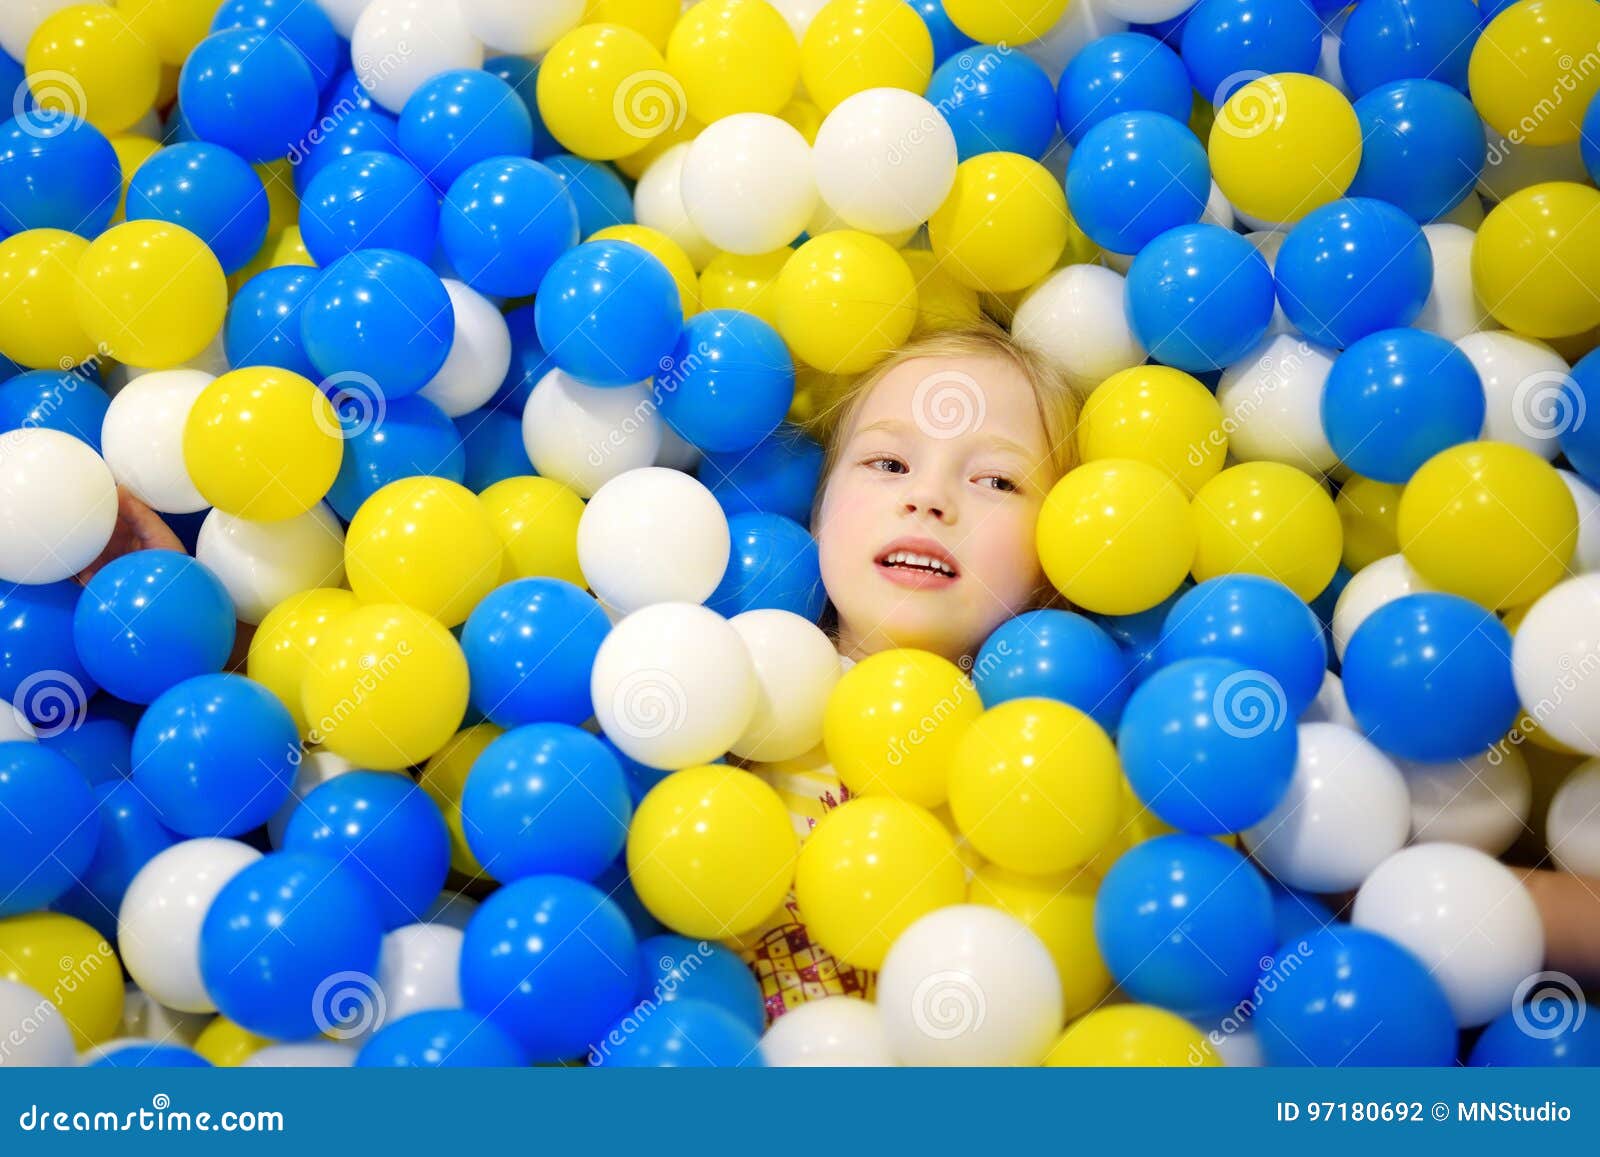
[815, 352, 1061, 664]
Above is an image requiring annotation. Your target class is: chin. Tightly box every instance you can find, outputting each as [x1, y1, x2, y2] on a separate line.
[870, 608, 974, 663]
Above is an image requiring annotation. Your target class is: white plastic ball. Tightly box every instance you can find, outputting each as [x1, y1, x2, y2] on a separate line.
[117, 838, 262, 1013]
[577, 467, 730, 613]
[1200, 180, 1236, 231]
[655, 423, 702, 472]
[1098, 0, 1194, 21]
[0, 0, 90, 60]
[1316, 21, 1348, 97]
[728, 609, 841, 762]
[195, 504, 346, 625]
[362, 922, 465, 1042]
[1210, 1025, 1264, 1068]
[1242, 230, 1296, 337]
[1415, 224, 1490, 341]
[1398, 744, 1530, 857]
[1017, 0, 1128, 80]
[1548, 759, 1600, 876]
[457, 0, 583, 54]
[0, 429, 118, 584]
[1330, 553, 1434, 661]
[1511, 575, 1600, 756]
[1436, 192, 1486, 229]
[120, 988, 213, 1045]
[418, 280, 511, 418]
[1242, 722, 1410, 894]
[243, 1042, 358, 1067]
[315, 0, 372, 37]
[681, 114, 818, 255]
[591, 601, 758, 769]
[635, 143, 717, 270]
[521, 369, 663, 499]
[0, 707, 36, 743]
[100, 369, 213, 514]
[759, 996, 896, 1066]
[351, 0, 484, 114]
[419, 891, 478, 931]
[1215, 334, 1339, 474]
[0, 978, 74, 1067]
[1352, 843, 1544, 1027]
[267, 749, 359, 848]
[813, 89, 957, 234]
[1458, 331, 1571, 460]
[1011, 265, 1146, 392]
[1560, 470, 1600, 574]
[1300, 669, 1358, 730]
[876, 905, 1061, 1066]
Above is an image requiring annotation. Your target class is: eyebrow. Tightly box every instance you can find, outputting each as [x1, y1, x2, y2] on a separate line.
[853, 417, 1040, 461]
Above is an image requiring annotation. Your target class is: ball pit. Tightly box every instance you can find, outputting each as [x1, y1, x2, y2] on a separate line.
[0, 0, 1597, 1079]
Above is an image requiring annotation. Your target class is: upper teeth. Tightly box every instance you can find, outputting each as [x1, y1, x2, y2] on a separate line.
[884, 550, 955, 576]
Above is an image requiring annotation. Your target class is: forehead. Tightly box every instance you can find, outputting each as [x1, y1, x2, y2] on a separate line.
[849, 353, 1050, 453]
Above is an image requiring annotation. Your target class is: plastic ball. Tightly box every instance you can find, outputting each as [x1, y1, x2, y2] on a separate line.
[74, 220, 227, 368]
[930, 151, 1069, 293]
[0, 369, 107, 452]
[1329, 552, 1433, 660]
[942, 0, 1067, 44]
[24, 5, 159, 136]
[416, 282, 511, 420]
[0, 912, 122, 1049]
[654, 311, 794, 455]
[1472, 182, 1600, 340]
[697, 425, 823, 525]
[1056, 32, 1190, 148]
[357, 1008, 527, 1068]
[1415, 222, 1490, 341]
[666, 0, 800, 122]
[461, 578, 609, 728]
[1342, 592, 1519, 762]
[225, 266, 320, 379]
[1046, 1005, 1216, 1067]
[1067, 112, 1209, 256]
[1190, 462, 1342, 602]
[1460, 331, 1572, 460]
[926, 44, 1056, 161]
[0, 743, 99, 917]
[876, 905, 1061, 1066]
[178, 30, 316, 162]
[0, 580, 93, 718]
[811, 89, 956, 237]
[1398, 441, 1576, 609]
[800, 0, 933, 114]
[534, 240, 683, 388]
[1470, 0, 1600, 147]
[1275, 198, 1432, 347]
[1403, 744, 1531, 856]
[0, 977, 74, 1066]
[774, 230, 916, 373]
[477, 475, 586, 589]
[292, 103, 402, 194]
[594, 997, 763, 1067]
[246, 587, 359, 736]
[300, 150, 437, 264]
[1334, 477, 1404, 574]
[1347, 79, 1485, 223]
[1010, 264, 1145, 393]
[351, 0, 483, 114]
[1470, 999, 1600, 1067]
[758, 995, 895, 1066]
[706, 512, 823, 621]
[541, 153, 634, 238]
[0, 229, 95, 370]
[1179, 0, 1321, 103]
[635, 934, 765, 1036]
[1036, 458, 1196, 616]
[971, 609, 1130, 733]
[1125, 224, 1274, 373]
[0, 114, 121, 237]
[124, 142, 268, 275]
[440, 157, 578, 298]
[323, 395, 464, 521]
[795, 796, 964, 970]
[521, 370, 662, 498]
[0, 429, 115, 583]
[1512, 576, 1600, 756]
[726, 608, 839, 762]
[577, 467, 730, 613]
[536, 23, 682, 160]
[1208, 73, 1361, 224]
[1338, 0, 1479, 97]
[301, 248, 455, 398]
[1095, 835, 1275, 1020]
[625, 764, 796, 938]
[397, 69, 532, 192]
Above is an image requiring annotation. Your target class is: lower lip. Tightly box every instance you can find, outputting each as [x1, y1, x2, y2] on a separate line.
[875, 562, 960, 590]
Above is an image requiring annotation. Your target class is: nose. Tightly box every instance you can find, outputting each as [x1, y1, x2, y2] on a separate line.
[903, 489, 954, 524]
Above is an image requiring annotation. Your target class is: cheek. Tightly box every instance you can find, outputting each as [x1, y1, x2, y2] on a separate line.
[816, 479, 874, 583]
[963, 504, 1045, 599]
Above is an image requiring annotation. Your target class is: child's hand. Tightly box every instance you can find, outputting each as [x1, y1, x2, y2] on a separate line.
[75, 486, 185, 584]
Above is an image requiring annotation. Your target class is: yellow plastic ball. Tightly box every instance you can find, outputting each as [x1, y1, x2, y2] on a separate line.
[1471, 0, 1600, 147]
[75, 219, 227, 368]
[591, 224, 700, 317]
[420, 723, 504, 880]
[26, 6, 160, 136]
[478, 475, 587, 588]
[775, 230, 917, 373]
[268, 225, 314, 269]
[626, 764, 800, 938]
[0, 912, 123, 1049]
[927, 152, 1071, 293]
[1045, 1005, 1218, 1067]
[822, 648, 982, 809]
[193, 1017, 273, 1067]
[299, 602, 470, 770]
[949, 699, 1122, 875]
[1191, 462, 1343, 601]
[1078, 365, 1227, 495]
[1337, 474, 1403, 573]
[345, 476, 504, 628]
[969, 864, 1110, 1020]
[1472, 182, 1600, 339]
[109, 135, 161, 223]
[700, 248, 790, 329]
[800, 0, 933, 113]
[0, 229, 95, 370]
[943, 0, 1068, 44]
[794, 796, 964, 970]
[586, 0, 683, 51]
[118, 0, 219, 66]
[667, 0, 799, 122]
[1209, 74, 1361, 224]
[182, 367, 344, 521]
[778, 97, 823, 143]
[537, 23, 685, 160]
[255, 160, 300, 237]
[1398, 441, 1577, 610]
[901, 248, 982, 334]
[1037, 459, 1197, 616]
[247, 588, 361, 737]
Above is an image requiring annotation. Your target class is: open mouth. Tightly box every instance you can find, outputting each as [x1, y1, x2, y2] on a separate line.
[874, 538, 961, 587]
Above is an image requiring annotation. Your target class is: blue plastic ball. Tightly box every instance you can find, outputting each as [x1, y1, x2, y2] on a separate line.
[925, 45, 1058, 160]
[125, 142, 270, 273]
[541, 153, 634, 238]
[1156, 575, 1327, 717]
[697, 425, 823, 524]
[1469, 1000, 1600, 1067]
[1558, 347, 1600, 487]
[593, 997, 763, 1067]
[461, 578, 611, 727]
[1254, 926, 1458, 1065]
[460, 875, 640, 1063]
[706, 512, 825, 621]
[1347, 79, 1486, 223]
[635, 934, 766, 1036]
[291, 88, 400, 193]
[1056, 32, 1192, 147]
[225, 265, 322, 378]
[199, 851, 385, 1041]
[1274, 198, 1432, 348]
[284, 771, 450, 929]
[1342, 592, 1519, 762]
[1266, 878, 1333, 948]
[211, 0, 341, 92]
[356, 1009, 528, 1067]
[0, 742, 100, 918]
[1180, 0, 1323, 105]
[179, 31, 319, 164]
[301, 248, 455, 398]
[0, 113, 120, 236]
[973, 609, 1131, 734]
[73, 551, 235, 704]
[398, 69, 534, 192]
[1126, 223, 1274, 371]
[1339, 0, 1481, 97]
[908, 0, 976, 65]
[1321, 328, 1485, 483]
[534, 240, 684, 388]
[41, 712, 131, 785]
[300, 150, 438, 264]
[594, 856, 665, 940]
[441, 157, 580, 298]
[52, 778, 176, 939]
[1094, 834, 1276, 1020]
[460, 723, 632, 883]
[1066, 111, 1210, 255]
[0, 370, 109, 452]
[323, 394, 466, 519]
[1087, 583, 1193, 689]
[455, 408, 534, 490]
[658, 310, 794, 453]
[1585, 89, 1600, 188]
[484, 56, 561, 158]
[490, 302, 553, 413]
[89, 1044, 212, 1068]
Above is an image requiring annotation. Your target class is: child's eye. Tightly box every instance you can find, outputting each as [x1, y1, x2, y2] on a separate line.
[976, 474, 1019, 493]
[863, 454, 908, 474]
